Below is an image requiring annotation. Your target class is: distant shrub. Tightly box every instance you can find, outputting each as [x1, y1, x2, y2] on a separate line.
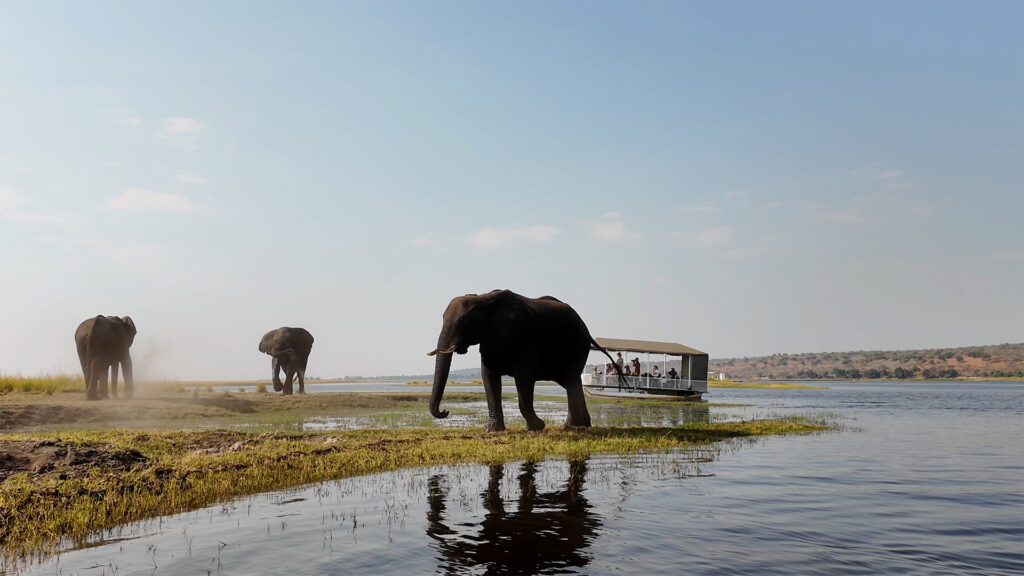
[256, 383, 267, 393]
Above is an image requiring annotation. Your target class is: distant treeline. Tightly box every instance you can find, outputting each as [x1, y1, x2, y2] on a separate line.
[709, 343, 1024, 380]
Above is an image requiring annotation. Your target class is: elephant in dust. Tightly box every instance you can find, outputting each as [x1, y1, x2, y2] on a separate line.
[426, 459, 599, 575]
[258, 327, 314, 395]
[427, 289, 622, 432]
[74, 315, 137, 400]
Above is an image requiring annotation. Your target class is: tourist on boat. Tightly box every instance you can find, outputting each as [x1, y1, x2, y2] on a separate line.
[667, 367, 678, 379]
[616, 352, 624, 372]
[593, 366, 603, 375]
[652, 365, 661, 377]
[632, 358, 640, 376]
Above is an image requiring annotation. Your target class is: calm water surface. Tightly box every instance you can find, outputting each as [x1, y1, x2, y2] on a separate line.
[9, 381, 1023, 575]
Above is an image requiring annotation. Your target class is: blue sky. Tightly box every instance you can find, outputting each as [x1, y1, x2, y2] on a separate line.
[1, 1, 1021, 380]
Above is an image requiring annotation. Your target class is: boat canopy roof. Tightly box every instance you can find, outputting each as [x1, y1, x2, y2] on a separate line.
[592, 337, 706, 357]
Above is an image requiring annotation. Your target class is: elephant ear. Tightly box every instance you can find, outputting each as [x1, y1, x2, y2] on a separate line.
[121, 316, 137, 336]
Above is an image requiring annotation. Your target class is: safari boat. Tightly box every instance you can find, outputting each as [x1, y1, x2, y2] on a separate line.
[584, 337, 709, 400]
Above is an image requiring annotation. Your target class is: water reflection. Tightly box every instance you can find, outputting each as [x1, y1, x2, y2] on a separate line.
[590, 401, 710, 428]
[427, 460, 600, 575]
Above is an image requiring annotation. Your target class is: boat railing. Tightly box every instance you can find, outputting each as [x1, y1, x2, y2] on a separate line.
[589, 373, 708, 393]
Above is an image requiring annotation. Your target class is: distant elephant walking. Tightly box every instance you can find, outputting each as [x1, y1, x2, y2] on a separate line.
[259, 327, 314, 395]
[428, 289, 622, 432]
[74, 315, 137, 400]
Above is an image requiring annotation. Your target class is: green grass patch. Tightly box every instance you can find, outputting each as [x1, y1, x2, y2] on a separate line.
[0, 417, 828, 559]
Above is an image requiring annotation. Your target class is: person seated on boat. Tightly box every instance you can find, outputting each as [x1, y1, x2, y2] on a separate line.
[667, 367, 678, 379]
[651, 365, 661, 378]
[593, 366, 603, 375]
[631, 358, 640, 376]
[606, 362, 614, 375]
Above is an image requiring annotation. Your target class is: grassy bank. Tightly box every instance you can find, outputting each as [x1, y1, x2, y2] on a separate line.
[0, 374, 84, 395]
[709, 380, 830, 389]
[0, 418, 828, 559]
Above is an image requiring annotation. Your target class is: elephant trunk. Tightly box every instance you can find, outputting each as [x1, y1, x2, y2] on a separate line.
[429, 352, 453, 419]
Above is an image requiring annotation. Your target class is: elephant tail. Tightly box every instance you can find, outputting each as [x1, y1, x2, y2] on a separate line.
[590, 337, 630, 388]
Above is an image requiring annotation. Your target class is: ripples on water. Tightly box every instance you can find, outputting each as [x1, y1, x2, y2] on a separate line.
[6, 381, 1023, 575]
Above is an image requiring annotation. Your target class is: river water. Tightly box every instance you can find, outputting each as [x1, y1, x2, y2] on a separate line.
[9, 381, 1024, 575]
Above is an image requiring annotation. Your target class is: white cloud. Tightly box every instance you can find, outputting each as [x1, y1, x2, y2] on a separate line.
[722, 247, 769, 260]
[0, 186, 76, 225]
[990, 248, 1024, 262]
[44, 236, 168, 267]
[467, 225, 561, 250]
[105, 187, 201, 213]
[679, 205, 720, 214]
[824, 212, 865, 224]
[413, 236, 432, 247]
[114, 117, 143, 127]
[725, 190, 747, 198]
[588, 213, 641, 243]
[3, 211, 76, 225]
[694, 226, 732, 247]
[0, 186, 26, 211]
[871, 169, 902, 180]
[177, 173, 207, 185]
[159, 117, 206, 136]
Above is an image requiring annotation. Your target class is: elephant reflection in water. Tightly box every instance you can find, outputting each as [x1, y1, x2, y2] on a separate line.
[426, 460, 600, 575]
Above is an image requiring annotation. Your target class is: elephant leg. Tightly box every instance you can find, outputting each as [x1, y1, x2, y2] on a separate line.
[109, 361, 120, 399]
[282, 365, 295, 395]
[563, 375, 592, 429]
[481, 364, 505, 432]
[271, 357, 283, 392]
[76, 341, 89, 388]
[96, 362, 109, 400]
[121, 354, 134, 400]
[514, 377, 545, 431]
[296, 364, 306, 394]
[84, 357, 99, 401]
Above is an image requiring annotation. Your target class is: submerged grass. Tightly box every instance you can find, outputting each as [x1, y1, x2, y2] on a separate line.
[0, 418, 828, 559]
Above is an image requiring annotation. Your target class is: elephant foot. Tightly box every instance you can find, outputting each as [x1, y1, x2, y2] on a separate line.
[564, 416, 592, 430]
[484, 420, 506, 433]
[526, 418, 546, 432]
[273, 382, 283, 392]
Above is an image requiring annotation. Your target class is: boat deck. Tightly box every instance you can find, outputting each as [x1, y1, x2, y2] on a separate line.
[582, 373, 707, 399]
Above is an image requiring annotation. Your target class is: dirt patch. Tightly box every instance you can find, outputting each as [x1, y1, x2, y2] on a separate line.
[0, 405, 101, 431]
[0, 440, 148, 481]
[159, 395, 260, 413]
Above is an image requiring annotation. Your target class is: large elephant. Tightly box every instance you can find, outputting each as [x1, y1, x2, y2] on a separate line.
[74, 315, 137, 401]
[258, 327, 314, 395]
[427, 289, 621, 431]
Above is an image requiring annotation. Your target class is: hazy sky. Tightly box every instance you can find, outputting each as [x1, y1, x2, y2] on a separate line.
[1, 1, 1021, 381]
